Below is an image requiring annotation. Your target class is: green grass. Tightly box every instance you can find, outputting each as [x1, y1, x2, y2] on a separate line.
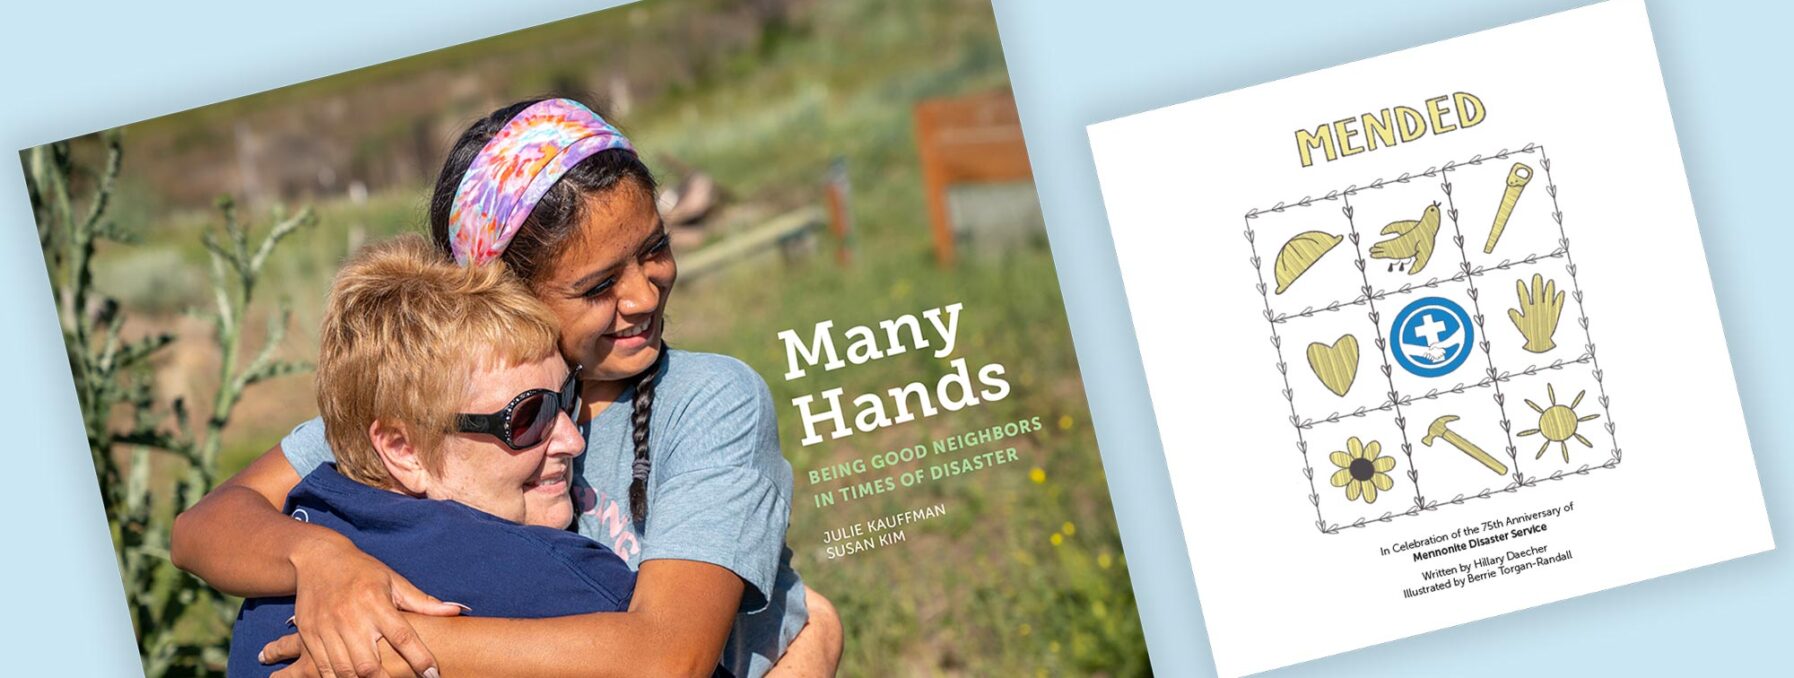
[69, 0, 1147, 674]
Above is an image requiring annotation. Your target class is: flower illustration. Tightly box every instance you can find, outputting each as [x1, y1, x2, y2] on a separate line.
[1329, 436, 1395, 504]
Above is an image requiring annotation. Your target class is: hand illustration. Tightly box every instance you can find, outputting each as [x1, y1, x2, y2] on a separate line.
[1507, 273, 1564, 353]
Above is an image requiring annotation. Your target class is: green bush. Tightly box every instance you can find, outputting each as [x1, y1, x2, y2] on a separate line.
[27, 132, 314, 676]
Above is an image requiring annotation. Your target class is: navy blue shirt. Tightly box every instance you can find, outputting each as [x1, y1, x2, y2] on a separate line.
[228, 464, 635, 677]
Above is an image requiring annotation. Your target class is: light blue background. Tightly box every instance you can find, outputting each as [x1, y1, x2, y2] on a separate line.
[0, 1, 1785, 675]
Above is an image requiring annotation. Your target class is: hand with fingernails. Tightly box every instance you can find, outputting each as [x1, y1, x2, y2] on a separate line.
[259, 540, 465, 677]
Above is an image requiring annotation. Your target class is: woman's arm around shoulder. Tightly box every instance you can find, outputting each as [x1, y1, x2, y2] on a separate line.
[266, 558, 745, 678]
[172, 444, 458, 678]
[170, 443, 333, 595]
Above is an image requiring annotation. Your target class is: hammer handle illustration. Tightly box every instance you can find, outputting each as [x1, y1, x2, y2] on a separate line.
[1438, 429, 1508, 475]
[1484, 163, 1533, 254]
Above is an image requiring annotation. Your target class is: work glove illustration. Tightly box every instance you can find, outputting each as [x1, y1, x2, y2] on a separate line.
[1507, 273, 1564, 353]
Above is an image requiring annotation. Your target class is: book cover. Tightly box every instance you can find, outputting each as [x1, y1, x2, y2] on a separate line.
[1088, 1, 1772, 675]
[19, 1, 1148, 675]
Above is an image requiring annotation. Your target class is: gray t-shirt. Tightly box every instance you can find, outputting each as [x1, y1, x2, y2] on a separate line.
[282, 349, 806, 677]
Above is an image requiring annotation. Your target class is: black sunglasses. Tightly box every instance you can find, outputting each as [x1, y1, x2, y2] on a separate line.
[454, 366, 582, 450]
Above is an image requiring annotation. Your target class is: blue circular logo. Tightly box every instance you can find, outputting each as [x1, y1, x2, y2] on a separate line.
[1390, 296, 1474, 378]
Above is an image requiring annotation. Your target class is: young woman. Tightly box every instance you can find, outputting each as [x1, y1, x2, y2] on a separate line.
[171, 98, 842, 678]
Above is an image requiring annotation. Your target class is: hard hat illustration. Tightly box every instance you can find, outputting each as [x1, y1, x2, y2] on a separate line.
[1274, 230, 1343, 294]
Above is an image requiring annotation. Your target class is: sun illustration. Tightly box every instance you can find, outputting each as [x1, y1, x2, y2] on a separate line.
[1517, 383, 1601, 462]
[1328, 436, 1395, 504]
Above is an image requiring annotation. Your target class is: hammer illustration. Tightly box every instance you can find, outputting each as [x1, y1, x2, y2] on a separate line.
[1422, 415, 1508, 475]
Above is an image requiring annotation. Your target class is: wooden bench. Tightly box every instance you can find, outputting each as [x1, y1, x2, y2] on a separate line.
[678, 206, 826, 282]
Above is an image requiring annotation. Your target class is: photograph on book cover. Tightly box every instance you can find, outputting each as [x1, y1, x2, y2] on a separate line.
[1088, 1, 1771, 676]
[19, 1, 1147, 676]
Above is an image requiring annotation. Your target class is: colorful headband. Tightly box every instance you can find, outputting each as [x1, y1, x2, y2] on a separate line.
[448, 99, 634, 266]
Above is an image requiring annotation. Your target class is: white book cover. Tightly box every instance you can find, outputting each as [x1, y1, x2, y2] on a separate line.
[1086, 1, 1773, 675]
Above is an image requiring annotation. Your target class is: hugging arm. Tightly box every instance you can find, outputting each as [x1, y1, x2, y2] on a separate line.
[268, 574, 845, 678]
[767, 588, 844, 677]
[264, 559, 744, 678]
[178, 446, 753, 678]
[171, 446, 460, 678]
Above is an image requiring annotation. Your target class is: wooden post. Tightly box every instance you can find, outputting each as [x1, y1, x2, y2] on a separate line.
[912, 89, 1034, 265]
[825, 156, 854, 266]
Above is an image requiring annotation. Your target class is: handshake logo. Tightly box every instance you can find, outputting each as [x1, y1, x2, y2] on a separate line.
[1391, 296, 1474, 378]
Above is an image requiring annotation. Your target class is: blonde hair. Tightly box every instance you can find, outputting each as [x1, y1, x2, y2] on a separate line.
[316, 234, 561, 488]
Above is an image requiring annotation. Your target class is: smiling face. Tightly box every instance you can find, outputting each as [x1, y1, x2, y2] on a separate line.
[431, 355, 585, 527]
[533, 180, 676, 394]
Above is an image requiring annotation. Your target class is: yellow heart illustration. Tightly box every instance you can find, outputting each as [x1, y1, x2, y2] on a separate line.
[1306, 334, 1359, 397]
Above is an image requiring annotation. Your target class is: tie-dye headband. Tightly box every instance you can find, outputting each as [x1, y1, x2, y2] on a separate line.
[448, 99, 634, 266]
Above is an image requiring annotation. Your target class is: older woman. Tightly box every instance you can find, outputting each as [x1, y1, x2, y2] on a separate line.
[228, 235, 633, 677]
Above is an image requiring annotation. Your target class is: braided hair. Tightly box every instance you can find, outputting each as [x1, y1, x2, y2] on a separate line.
[428, 98, 663, 524]
[626, 348, 664, 524]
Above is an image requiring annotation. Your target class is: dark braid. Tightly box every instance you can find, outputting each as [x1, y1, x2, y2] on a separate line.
[627, 346, 666, 524]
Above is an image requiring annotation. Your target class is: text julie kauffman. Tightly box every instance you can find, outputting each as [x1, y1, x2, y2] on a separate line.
[821, 503, 947, 560]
